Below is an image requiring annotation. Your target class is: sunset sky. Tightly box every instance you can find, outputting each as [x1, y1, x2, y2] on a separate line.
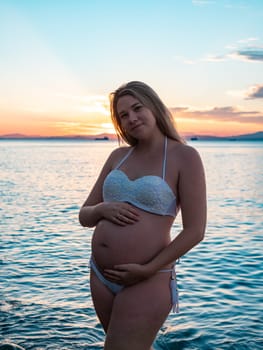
[0, 0, 262, 137]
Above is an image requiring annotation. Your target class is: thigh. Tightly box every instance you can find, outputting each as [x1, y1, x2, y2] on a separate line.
[105, 272, 172, 350]
[90, 269, 115, 332]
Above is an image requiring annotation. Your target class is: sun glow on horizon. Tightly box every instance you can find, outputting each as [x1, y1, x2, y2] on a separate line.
[1, 101, 262, 137]
[0, 2, 262, 138]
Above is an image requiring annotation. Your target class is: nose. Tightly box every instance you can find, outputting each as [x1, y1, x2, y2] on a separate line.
[128, 110, 138, 123]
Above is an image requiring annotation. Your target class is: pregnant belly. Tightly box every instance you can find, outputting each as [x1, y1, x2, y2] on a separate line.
[91, 210, 173, 269]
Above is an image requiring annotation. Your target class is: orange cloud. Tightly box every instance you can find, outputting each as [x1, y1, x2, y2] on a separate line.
[172, 105, 263, 136]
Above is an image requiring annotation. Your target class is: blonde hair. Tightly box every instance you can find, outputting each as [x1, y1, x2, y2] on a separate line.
[110, 81, 185, 145]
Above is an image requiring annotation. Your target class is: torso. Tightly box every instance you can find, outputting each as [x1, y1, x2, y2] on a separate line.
[92, 137, 181, 269]
[92, 211, 174, 269]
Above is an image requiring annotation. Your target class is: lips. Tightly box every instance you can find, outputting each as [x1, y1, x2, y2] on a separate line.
[131, 124, 143, 131]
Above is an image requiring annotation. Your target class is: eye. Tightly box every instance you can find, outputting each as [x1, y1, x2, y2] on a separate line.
[120, 113, 128, 119]
[134, 105, 142, 112]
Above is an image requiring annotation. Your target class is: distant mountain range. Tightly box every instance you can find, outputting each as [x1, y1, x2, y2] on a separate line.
[187, 131, 263, 141]
[0, 132, 116, 140]
[0, 131, 263, 141]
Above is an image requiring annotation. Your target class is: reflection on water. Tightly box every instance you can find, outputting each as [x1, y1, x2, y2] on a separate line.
[0, 140, 262, 349]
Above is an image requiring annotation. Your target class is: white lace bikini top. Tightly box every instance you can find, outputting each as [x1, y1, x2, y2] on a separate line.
[103, 137, 177, 217]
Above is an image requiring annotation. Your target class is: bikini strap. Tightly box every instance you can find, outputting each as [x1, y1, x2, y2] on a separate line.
[116, 137, 167, 174]
[162, 136, 168, 179]
[115, 147, 134, 169]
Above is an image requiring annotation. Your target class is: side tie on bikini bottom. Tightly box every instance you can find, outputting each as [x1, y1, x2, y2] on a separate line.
[159, 265, 179, 313]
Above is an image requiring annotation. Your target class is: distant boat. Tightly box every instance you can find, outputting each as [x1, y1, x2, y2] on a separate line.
[94, 136, 109, 141]
[190, 137, 198, 141]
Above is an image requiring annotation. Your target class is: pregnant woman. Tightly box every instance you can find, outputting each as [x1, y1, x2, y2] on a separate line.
[79, 81, 207, 350]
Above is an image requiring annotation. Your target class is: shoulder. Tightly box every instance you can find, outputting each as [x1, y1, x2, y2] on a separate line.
[107, 146, 132, 167]
[177, 143, 201, 160]
[169, 139, 199, 158]
[170, 141, 203, 171]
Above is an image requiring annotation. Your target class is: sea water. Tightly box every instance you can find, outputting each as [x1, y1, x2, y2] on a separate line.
[0, 140, 262, 350]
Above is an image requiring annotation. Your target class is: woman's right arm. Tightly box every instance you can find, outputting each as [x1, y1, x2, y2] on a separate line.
[79, 203, 106, 228]
[78, 149, 115, 227]
[79, 149, 139, 228]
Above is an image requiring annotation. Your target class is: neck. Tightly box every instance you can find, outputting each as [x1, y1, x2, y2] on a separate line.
[136, 132, 166, 152]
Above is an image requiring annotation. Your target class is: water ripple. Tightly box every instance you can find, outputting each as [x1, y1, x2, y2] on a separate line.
[1, 140, 262, 349]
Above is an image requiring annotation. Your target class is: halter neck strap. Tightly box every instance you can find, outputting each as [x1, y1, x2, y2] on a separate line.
[115, 147, 134, 169]
[162, 136, 168, 179]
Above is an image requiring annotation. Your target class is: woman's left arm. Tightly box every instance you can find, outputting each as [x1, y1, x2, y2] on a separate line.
[145, 145, 207, 274]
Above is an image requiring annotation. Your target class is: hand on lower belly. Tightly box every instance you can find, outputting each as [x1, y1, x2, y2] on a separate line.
[103, 263, 153, 286]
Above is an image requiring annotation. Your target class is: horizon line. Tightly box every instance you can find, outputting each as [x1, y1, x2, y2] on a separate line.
[0, 130, 263, 140]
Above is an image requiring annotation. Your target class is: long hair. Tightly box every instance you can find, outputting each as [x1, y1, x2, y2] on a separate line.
[110, 81, 185, 146]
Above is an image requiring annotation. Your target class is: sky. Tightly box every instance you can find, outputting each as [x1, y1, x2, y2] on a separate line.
[0, 0, 263, 137]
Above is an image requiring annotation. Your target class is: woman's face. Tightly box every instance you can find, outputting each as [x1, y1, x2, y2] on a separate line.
[116, 95, 158, 140]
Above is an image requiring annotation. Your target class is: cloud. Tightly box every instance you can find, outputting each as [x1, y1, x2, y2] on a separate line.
[202, 47, 263, 63]
[201, 38, 263, 63]
[224, 3, 249, 10]
[192, 0, 248, 9]
[237, 37, 259, 44]
[53, 121, 108, 135]
[192, 0, 215, 5]
[245, 85, 263, 99]
[227, 89, 247, 99]
[55, 93, 110, 115]
[170, 106, 263, 124]
[203, 54, 226, 62]
[170, 107, 188, 113]
[234, 48, 263, 62]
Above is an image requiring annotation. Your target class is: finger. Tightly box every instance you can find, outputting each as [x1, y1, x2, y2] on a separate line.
[103, 274, 122, 284]
[126, 207, 140, 217]
[122, 204, 140, 217]
[103, 270, 119, 278]
[119, 215, 138, 224]
[113, 264, 131, 271]
[104, 270, 125, 282]
[115, 213, 136, 225]
[118, 210, 139, 222]
[124, 211, 140, 221]
[104, 268, 117, 274]
[104, 269, 124, 275]
[112, 216, 127, 226]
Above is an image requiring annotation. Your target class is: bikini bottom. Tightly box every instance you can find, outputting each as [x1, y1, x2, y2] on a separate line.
[90, 256, 179, 313]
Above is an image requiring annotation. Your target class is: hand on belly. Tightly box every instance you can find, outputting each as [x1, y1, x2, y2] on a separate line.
[100, 202, 140, 226]
[103, 262, 153, 286]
